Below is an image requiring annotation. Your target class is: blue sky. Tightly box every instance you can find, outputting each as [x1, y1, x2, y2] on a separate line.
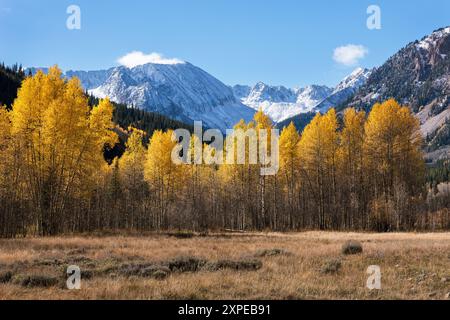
[0, 0, 449, 87]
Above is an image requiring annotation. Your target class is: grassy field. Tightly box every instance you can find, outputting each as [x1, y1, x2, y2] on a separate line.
[0, 231, 449, 300]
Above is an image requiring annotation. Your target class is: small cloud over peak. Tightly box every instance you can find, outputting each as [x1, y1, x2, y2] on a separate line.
[333, 45, 368, 66]
[117, 51, 184, 68]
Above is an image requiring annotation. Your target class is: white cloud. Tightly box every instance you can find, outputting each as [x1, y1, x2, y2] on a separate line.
[117, 51, 184, 68]
[333, 45, 368, 66]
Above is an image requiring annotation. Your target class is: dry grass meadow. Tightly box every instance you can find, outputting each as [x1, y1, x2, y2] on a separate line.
[0, 231, 449, 300]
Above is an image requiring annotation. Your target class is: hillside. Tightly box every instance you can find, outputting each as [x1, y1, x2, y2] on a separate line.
[345, 27, 450, 156]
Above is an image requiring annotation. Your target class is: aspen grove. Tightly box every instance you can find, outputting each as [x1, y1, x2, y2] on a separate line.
[0, 67, 449, 237]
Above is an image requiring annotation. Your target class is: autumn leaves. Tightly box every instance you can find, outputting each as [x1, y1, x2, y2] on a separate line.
[0, 67, 425, 236]
[0, 66, 117, 235]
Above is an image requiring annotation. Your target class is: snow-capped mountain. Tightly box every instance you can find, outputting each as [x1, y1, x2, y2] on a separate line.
[314, 67, 372, 113]
[232, 83, 331, 123]
[24, 26, 450, 160]
[29, 62, 256, 131]
[89, 62, 256, 131]
[233, 68, 371, 123]
[296, 85, 334, 111]
[28, 63, 371, 129]
[242, 82, 298, 105]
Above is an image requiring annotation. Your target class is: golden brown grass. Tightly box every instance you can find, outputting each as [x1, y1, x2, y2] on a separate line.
[0, 231, 449, 300]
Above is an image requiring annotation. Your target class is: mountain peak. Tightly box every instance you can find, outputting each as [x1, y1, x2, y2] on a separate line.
[415, 26, 450, 52]
[333, 67, 372, 93]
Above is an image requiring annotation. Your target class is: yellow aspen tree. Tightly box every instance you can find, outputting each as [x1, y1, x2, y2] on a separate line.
[253, 109, 277, 229]
[118, 127, 147, 229]
[0, 106, 18, 237]
[144, 129, 183, 229]
[0, 106, 10, 153]
[364, 99, 424, 230]
[9, 66, 117, 235]
[184, 134, 202, 230]
[365, 99, 424, 196]
[279, 122, 300, 228]
[202, 143, 221, 228]
[89, 98, 117, 148]
[338, 108, 366, 228]
[220, 118, 257, 230]
[298, 109, 339, 229]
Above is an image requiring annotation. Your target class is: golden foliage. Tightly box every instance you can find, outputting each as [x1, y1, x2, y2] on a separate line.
[4, 66, 117, 235]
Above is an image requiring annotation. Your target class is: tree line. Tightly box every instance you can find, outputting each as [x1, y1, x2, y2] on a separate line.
[0, 63, 26, 108]
[1, 67, 449, 237]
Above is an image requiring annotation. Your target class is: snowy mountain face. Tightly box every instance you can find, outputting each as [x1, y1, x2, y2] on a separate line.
[65, 69, 114, 90]
[29, 62, 256, 131]
[333, 67, 372, 93]
[244, 82, 298, 105]
[232, 82, 331, 123]
[28, 63, 370, 130]
[90, 62, 257, 131]
[314, 67, 372, 113]
[233, 69, 371, 123]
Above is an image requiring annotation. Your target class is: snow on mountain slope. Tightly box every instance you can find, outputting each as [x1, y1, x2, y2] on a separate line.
[415, 26, 450, 52]
[296, 85, 333, 111]
[348, 27, 450, 113]
[65, 69, 114, 90]
[232, 82, 332, 123]
[88, 62, 255, 131]
[233, 69, 371, 123]
[27, 64, 371, 129]
[314, 67, 372, 113]
[26, 67, 113, 91]
[333, 67, 372, 93]
[231, 84, 251, 100]
[345, 27, 450, 155]
[243, 82, 298, 105]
